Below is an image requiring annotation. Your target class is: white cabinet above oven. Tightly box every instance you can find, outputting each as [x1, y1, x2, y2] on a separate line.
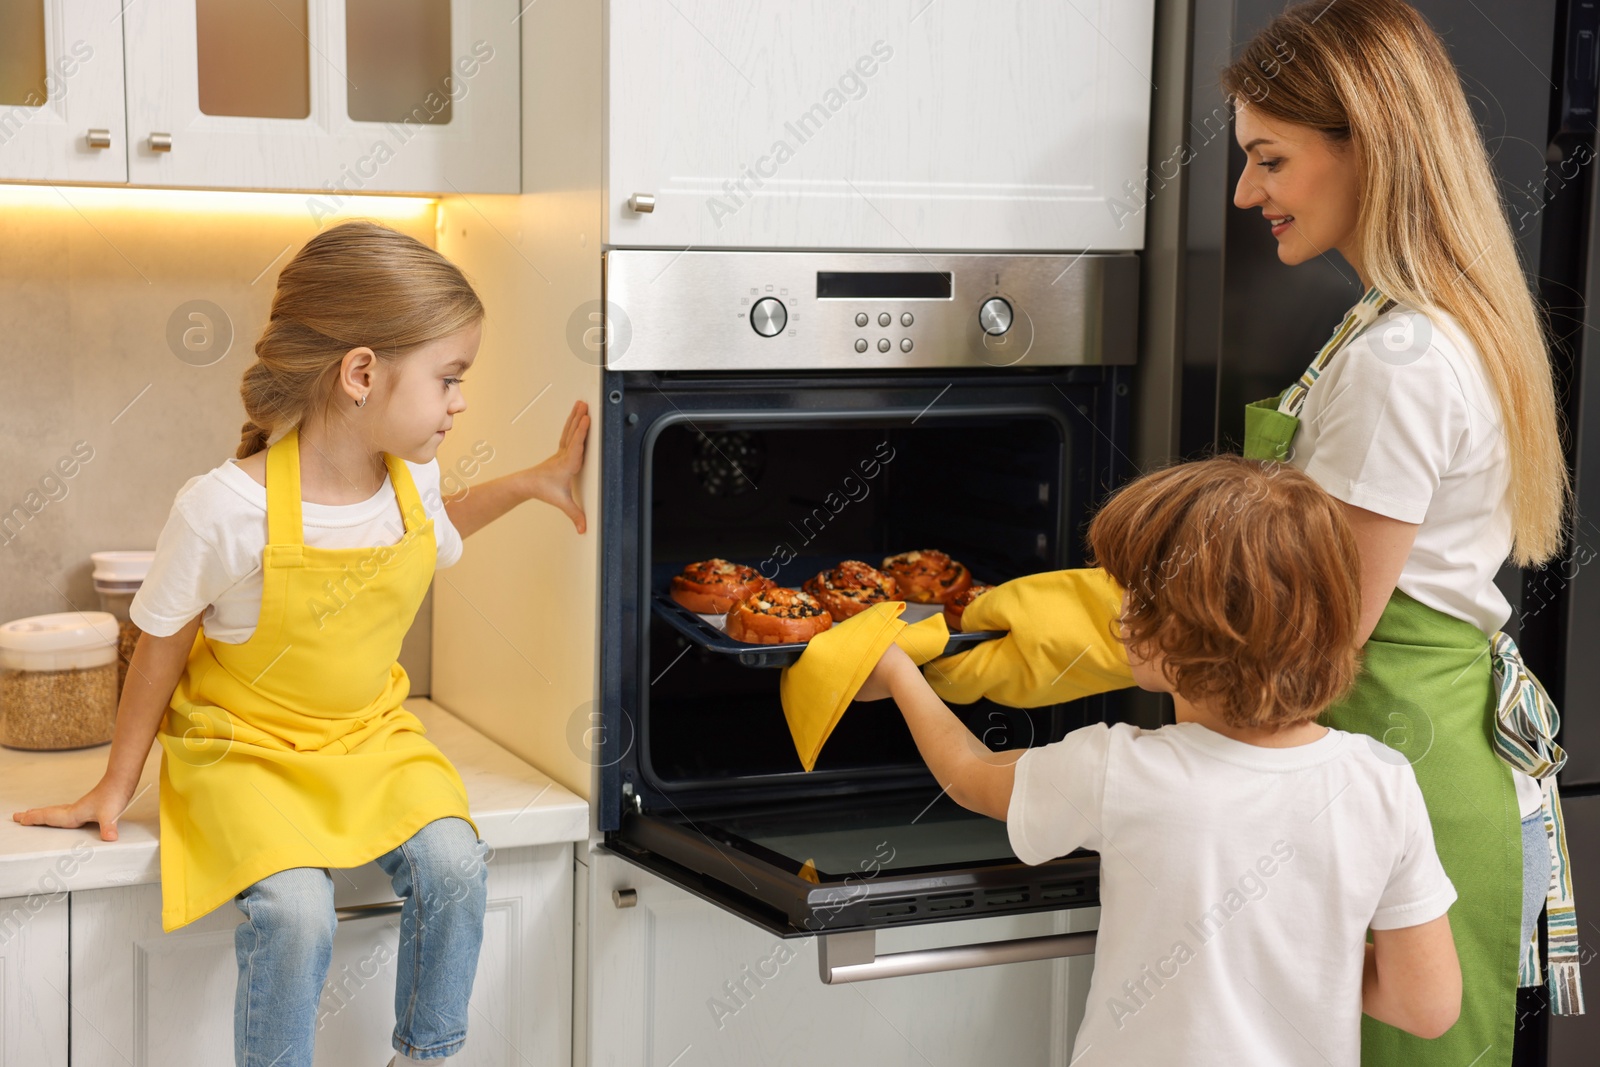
[606, 0, 1156, 251]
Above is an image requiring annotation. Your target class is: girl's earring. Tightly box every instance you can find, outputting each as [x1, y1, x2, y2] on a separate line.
[356, 394, 367, 408]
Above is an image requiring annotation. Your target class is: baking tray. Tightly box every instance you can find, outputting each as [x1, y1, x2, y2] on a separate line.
[650, 593, 1007, 670]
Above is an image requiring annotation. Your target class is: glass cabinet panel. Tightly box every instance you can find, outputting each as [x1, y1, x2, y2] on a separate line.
[0, 0, 48, 107]
[195, 0, 311, 119]
[345, 0, 452, 124]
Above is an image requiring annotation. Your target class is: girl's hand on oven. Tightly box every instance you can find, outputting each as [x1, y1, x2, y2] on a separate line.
[858, 642, 915, 703]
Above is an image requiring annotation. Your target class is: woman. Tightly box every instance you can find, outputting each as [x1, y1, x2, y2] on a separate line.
[1223, 0, 1576, 1062]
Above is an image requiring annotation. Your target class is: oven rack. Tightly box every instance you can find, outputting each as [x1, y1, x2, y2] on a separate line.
[651, 593, 1006, 669]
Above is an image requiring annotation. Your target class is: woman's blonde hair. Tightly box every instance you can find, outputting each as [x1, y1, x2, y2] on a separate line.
[1222, 0, 1568, 566]
[237, 220, 484, 459]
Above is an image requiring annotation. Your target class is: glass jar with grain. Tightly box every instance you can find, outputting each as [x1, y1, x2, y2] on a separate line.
[91, 550, 154, 697]
[0, 611, 120, 750]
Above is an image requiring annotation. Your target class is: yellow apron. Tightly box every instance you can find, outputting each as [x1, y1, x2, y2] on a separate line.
[156, 426, 477, 932]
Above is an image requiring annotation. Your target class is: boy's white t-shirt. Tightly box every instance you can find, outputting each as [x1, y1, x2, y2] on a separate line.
[1289, 304, 1542, 817]
[130, 456, 463, 644]
[1008, 722, 1456, 1067]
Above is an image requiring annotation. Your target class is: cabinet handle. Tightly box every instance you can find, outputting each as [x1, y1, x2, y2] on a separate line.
[148, 132, 172, 152]
[86, 128, 111, 149]
[612, 888, 638, 908]
[817, 928, 1096, 984]
[334, 900, 404, 923]
[627, 193, 655, 214]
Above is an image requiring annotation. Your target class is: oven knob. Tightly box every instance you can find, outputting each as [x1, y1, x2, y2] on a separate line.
[750, 297, 787, 337]
[979, 297, 1013, 336]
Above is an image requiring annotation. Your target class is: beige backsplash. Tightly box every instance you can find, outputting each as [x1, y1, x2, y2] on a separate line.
[0, 190, 441, 692]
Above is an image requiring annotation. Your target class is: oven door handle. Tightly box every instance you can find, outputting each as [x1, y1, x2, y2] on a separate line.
[817, 928, 1097, 984]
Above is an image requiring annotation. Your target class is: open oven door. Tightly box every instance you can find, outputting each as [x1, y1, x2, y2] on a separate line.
[604, 789, 1100, 982]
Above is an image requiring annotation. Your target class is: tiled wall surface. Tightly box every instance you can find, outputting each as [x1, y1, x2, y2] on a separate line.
[0, 189, 440, 691]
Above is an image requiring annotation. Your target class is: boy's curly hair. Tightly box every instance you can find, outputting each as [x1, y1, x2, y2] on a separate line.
[1087, 456, 1363, 729]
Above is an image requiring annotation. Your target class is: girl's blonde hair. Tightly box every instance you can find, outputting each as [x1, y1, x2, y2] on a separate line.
[237, 220, 484, 459]
[1222, 0, 1569, 566]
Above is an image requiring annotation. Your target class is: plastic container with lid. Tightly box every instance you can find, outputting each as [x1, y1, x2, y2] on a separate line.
[0, 611, 120, 750]
[92, 550, 154, 696]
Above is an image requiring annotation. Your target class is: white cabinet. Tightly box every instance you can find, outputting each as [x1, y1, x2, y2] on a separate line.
[0, 0, 127, 183]
[606, 0, 1156, 251]
[0, 892, 69, 1066]
[581, 849, 1097, 1066]
[121, 0, 520, 194]
[68, 845, 572, 1067]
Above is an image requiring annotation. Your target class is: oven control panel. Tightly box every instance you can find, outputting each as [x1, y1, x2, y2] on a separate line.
[603, 250, 1136, 371]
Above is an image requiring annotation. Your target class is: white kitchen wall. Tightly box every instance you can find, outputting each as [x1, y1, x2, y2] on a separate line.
[429, 0, 604, 802]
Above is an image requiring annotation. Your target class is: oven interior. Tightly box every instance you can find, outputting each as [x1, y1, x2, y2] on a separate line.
[636, 414, 1109, 806]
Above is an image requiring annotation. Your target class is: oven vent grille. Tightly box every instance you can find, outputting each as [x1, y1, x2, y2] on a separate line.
[866, 897, 918, 919]
[983, 888, 1029, 907]
[1039, 881, 1088, 903]
[924, 892, 975, 914]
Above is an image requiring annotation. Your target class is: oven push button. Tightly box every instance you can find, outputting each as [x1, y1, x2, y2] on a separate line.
[855, 339, 869, 353]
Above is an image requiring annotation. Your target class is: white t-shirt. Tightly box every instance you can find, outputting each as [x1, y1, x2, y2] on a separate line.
[1290, 304, 1513, 633]
[1008, 722, 1456, 1067]
[1289, 303, 1542, 816]
[130, 456, 463, 644]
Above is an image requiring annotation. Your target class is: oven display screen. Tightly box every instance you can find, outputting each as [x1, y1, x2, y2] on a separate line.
[815, 271, 953, 300]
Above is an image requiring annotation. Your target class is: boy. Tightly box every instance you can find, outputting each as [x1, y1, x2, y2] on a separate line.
[861, 456, 1461, 1065]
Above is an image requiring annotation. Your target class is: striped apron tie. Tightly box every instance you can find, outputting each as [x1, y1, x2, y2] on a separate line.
[1490, 631, 1586, 1014]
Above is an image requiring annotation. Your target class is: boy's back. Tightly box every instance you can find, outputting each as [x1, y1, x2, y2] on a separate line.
[1009, 721, 1456, 1067]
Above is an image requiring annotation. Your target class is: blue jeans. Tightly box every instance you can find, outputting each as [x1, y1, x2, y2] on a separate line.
[1522, 809, 1549, 951]
[232, 817, 490, 1066]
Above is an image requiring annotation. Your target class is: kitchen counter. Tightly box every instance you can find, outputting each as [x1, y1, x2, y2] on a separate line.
[0, 697, 588, 899]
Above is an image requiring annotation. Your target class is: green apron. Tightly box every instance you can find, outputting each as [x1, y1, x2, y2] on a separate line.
[1243, 294, 1522, 1066]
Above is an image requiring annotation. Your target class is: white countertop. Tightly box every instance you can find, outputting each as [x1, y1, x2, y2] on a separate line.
[0, 697, 588, 899]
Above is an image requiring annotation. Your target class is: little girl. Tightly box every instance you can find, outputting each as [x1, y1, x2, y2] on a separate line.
[13, 220, 590, 1067]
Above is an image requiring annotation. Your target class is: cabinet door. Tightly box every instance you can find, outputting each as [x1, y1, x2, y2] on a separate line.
[69, 845, 571, 1067]
[606, 0, 1155, 251]
[0, 0, 127, 182]
[0, 892, 69, 1066]
[583, 849, 1097, 1066]
[121, 0, 519, 194]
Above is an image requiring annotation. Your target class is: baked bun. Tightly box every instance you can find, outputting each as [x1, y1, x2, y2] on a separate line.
[943, 584, 995, 631]
[881, 550, 973, 604]
[724, 588, 833, 645]
[802, 560, 901, 621]
[670, 558, 773, 614]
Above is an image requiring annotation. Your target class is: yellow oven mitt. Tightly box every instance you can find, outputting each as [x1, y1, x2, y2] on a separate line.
[925, 567, 1135, 708]
[779, 601, 949, 771]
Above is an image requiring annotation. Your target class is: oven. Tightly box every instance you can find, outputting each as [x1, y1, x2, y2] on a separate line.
[595, 250, 1136, 981]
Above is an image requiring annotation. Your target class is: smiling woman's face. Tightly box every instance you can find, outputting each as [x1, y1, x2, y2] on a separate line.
[1232, 104, 1364, 278]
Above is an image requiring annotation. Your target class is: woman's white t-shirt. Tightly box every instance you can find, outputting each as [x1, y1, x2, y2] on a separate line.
[129, 456, 463, 644]
[1008, 721, 1456, 1067]
[1287, 304, 1541, 816]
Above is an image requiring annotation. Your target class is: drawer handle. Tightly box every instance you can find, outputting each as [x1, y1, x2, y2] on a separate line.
[612, 888, 638, 908]
[334, 900, 404, 923]
[149, 132, 172, 152]
[627, 193, 655, 214]
[817, 928, 1096, 984]
[86, 128, 111, 149]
